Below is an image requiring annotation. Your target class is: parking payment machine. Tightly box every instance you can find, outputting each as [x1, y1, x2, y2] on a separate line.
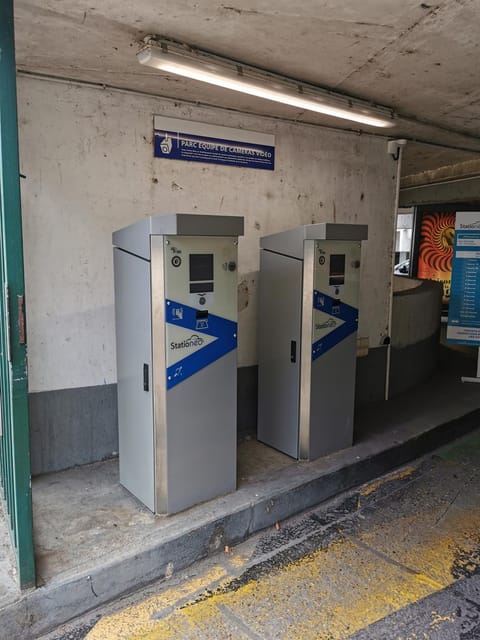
[113, 214, 244, 514]
[257, 223, 368, 460]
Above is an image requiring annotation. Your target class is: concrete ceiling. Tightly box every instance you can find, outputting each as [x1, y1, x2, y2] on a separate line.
[14, 0, 480, 181]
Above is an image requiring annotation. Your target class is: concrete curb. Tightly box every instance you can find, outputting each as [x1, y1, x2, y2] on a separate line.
[2, 408, 480, 639]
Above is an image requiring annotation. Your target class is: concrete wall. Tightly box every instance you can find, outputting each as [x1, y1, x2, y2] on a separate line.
[389, 277, 443, 397]
[17, 76, 398, 473]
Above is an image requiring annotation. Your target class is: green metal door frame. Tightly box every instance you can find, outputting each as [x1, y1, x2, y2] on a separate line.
[0, 0, 36, 588]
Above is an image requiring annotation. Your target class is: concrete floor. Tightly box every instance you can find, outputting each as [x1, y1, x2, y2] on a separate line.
[0, 502, 20, 609]
[32, 343, 478, 589]
[32, 437, 293, 586]
[2, 344, 480, 639]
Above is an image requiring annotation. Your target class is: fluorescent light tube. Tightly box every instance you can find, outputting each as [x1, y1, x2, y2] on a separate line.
[137, 43, 394, 129]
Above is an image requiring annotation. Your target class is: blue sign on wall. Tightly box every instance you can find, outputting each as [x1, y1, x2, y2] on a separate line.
[447, 212, 480, 345]
[153, 116, 275, 171]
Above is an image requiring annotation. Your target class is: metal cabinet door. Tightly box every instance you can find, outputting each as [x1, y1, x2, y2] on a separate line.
[114, 248, 154, 511]
[257, 249, 302, 458]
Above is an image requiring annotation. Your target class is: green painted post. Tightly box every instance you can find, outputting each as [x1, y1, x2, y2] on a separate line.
[0, 0, 36, 588]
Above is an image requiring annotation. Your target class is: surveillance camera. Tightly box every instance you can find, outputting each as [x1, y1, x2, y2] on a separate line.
[387, 139, 408, 160]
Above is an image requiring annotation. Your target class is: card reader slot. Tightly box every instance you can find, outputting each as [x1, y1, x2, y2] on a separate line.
[190, 282, 214, 293]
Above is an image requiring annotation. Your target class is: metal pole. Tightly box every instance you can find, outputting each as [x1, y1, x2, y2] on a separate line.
[385, 146, 404, 400]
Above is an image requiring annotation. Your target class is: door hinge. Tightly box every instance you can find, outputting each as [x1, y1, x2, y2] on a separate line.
[5, 284, 11, 363]
[17, 295, 26, 345]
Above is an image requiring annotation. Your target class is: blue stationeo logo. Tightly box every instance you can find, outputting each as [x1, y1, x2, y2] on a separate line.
[312, 290, 358, 360]
[170, 334, 205, 350]
[166, 300, 237, 389]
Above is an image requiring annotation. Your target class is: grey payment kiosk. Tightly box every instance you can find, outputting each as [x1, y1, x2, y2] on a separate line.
[113, 214, 244, 514]
[257, 223, 368, 460]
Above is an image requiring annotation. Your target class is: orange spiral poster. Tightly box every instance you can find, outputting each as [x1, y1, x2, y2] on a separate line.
[417, 212, 455, 305]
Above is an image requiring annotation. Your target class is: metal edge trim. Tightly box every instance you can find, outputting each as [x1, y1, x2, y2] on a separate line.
[151, 235, 168, 513]
[298, 240, 314, 460]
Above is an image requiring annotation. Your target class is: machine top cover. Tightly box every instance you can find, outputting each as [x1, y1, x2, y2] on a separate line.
[260, 223, 368, 260]
[113, 213, 244, 261]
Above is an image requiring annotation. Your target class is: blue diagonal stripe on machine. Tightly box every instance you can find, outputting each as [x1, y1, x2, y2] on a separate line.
[165, 299, 237, 389]
[312, 290, 358, 360]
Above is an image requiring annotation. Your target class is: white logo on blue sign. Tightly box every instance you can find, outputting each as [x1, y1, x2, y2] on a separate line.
[160, 133, 172, 155]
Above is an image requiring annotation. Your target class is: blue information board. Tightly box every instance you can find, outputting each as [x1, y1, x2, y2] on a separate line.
[447, 212, 480, 345]
[153, 116, 275, 171]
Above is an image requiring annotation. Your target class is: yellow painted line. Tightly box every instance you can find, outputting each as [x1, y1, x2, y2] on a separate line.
[87, 547, 254, 640]
[86, 565, 229, 640]
[88, 481, 480, 640]
[360, 466, 416, 497]
[120, 536, 435, 640]
[356, 504, 480, 588]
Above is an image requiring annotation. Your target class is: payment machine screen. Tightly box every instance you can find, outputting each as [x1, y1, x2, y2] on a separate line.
[189, 254, 214, 293]
[329, 254, 346, 286]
